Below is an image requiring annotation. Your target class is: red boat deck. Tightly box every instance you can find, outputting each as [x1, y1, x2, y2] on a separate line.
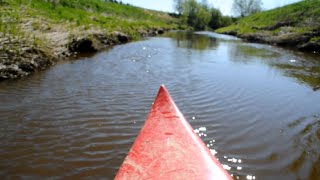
[115, 85, 231, 179]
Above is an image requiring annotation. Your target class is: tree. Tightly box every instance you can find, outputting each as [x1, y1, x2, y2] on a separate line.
[183, 0, 211, 30]
[232, 0, 262, 17]
[201, 0, 209, 10]
[208, 8, 222, 29]
[173, 0, 185, 15]
[173, 0, 232, 30]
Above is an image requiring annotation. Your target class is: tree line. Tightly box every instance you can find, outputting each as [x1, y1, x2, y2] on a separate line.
[174, 0, 234, 30]
[174, 0, 263, 30]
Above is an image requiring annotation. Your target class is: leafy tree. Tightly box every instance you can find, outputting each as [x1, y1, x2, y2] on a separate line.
[173, 0, 185, 15]
[201, 0, 209, 10]
[173, 0, 232, 30]
[232, 0, 262, 17]
[194, 5, 211, 30]
[219, 16, 234, 27]
[208, 8, 222, 29]
[183, 0, 210, 30]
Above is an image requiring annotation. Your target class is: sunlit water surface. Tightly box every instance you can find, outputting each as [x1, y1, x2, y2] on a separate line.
[0, 31, 319, 179]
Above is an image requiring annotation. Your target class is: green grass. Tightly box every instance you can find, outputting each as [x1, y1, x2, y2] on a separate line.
[216, 0, 320, 35]
[0, 0, 178, 39]
[310, 36, 320, 42]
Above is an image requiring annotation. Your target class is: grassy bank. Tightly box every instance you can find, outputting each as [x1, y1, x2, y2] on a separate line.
[216, 0, 320, 52]
[0, 0, 179, 80]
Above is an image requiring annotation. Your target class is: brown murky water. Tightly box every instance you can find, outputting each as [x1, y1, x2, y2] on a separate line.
[0, 31, 319, 180]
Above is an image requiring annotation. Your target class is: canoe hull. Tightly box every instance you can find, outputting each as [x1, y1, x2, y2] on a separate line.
[115, 85, 231, 179]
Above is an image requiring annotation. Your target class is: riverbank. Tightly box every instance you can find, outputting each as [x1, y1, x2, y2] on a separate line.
[0, 0, 179, 80]
[215, 1, 320, 53]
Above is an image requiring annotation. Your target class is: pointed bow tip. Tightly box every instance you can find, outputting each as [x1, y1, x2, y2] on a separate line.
[159, 84, 166, 90]
[157, 85, 170, 98]
[158, 85, 168, 95]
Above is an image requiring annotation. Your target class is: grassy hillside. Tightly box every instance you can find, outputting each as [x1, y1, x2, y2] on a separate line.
[216, 0, 320, 52]
[0, 0, 177, 38]
[0, 0, 179, 80]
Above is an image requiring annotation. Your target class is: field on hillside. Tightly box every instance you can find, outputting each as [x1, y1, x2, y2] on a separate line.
[0, 0, 178, 38]
[216, 0, 320, 36]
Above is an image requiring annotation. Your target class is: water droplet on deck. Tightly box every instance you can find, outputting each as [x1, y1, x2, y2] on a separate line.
[237, 166, 242, 170]
[222, 164, 231, 170]
[199, 127, 206, 131]
[210, 149, 217, 155]
[246, 175, 255, 180]
[232, 158, 237, 163]
[192, 116, 195, 120]
[290, 59, 296, 62]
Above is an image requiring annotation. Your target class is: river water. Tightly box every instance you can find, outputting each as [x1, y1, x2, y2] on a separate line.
[0, 31, 319, 179]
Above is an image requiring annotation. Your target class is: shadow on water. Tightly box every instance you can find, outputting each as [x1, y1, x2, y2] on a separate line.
[226, 40, 320, 90]
[286, 114, 320, 179]
[163, 31, 218, 50]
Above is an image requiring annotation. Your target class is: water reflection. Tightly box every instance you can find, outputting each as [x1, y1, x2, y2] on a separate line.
[1, 31, 320, 179]
[272, 62, 320, 90]
[225, 38, 320, 90]
[229, 44, 282, 63]
[163, 31, 218, 50]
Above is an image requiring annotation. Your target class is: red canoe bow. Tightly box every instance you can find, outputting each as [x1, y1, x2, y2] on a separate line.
[115, 85, 232, 180]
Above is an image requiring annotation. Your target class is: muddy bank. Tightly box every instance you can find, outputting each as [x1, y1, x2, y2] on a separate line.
[220, 26, 320, 54]
[0, 33, 54, 80]
[0, 28, 166, 81]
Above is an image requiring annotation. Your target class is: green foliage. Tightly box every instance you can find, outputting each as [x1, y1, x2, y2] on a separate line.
[208, 8, 233, 30]
[208, 8, 222, 30]
[232, 0, 263, 17]
[310, 36, 320, 42]
[183, 0, 210, 30]
[220, 16, 234, 27]
[174, 0, 233, 30]
[216, 1, 320, 35]
[0, 0, 178, 38]
[174, 0, 184, 15]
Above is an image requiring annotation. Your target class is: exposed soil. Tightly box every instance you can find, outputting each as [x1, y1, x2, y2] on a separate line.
[0, 17, 167, 80]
